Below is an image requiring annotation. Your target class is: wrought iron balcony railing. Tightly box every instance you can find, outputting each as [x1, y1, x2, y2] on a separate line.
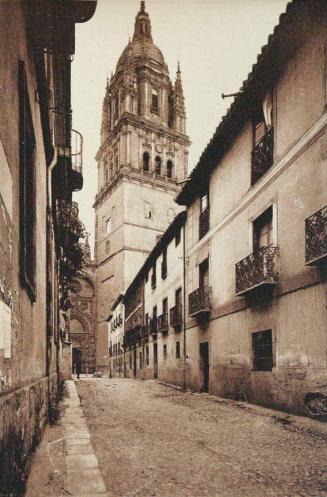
[56, 128, 84, 192]
[251, 128, 273, 185]
[189, 285, 211, 317]
[199, 207, 210, 239]
[157, 313, 169, 334]
[170, 305, 183, 331]
[140, 325, 149, 339]
[235, 245, 279, 296]
[123, 327, 142, 348]
[305, 204, 327, 265]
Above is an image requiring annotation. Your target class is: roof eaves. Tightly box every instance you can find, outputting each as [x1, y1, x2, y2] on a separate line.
[123, 210, 187, 299]
[177, 0, 301, 206]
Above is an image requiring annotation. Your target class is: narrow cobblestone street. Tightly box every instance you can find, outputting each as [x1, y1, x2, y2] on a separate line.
[71, 378, 327, 497]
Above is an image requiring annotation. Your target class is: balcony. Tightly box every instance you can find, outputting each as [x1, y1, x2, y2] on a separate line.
[235, 245, 279, 296]
[157, 313, 169, 334]
[55, 129, 84, 193]
[189, 285, 211, 318]
[305, 205, 327, 265]
[251, 128, 273, 185]
[123, 326, 141, 348]
[140, 325, 149, 339]
[199, 207, 210, 239]
[170, 305, 183, 331]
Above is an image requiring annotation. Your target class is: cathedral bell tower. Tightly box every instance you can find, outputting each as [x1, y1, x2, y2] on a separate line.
[93, 1, 190, 369]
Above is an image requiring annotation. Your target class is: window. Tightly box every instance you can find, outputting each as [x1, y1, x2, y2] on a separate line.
[106, 217, 112, 234]
[199, 258, 209, 288]
[253, 207, 273, 251]
[144, 201, 152, 219]
[105, 240, 110, 254]
[129, 354, 132, 369]
[143, 151, 150, 171]
[176, 341, 181, 359]
[152, 305, 157, 333]
[19, 61, 36, 300]
[175, 228, 181, 246]
[151, 89, 158, 113]
[151, 264, 156, 289]
[199, 191, 210, 239]
[104, 166, 109, 184]
[139, 351, 143, 369]
[163, 344, 167, 359]
[252, 330, 273, 371]
[162, 297, 168, 318]
[155, 156, 161, 175]
[200, 193, 208, 213]
[254, 93, 272, 146]
[251, 92, 273, 184]
[161, 248, 167, 279]
[167, 160, 173, 178]
[146, 345, 149, 365]
[175, 287, 182, 306]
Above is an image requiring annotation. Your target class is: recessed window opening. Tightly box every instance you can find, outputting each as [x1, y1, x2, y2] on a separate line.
[143, 151, 150, 171]
[155, 156, 161, 175]
[151, 89, 158, 113]
[253, 206, 273, 252]
[252, 330, 273, 371]
[167, 160, 173, 178]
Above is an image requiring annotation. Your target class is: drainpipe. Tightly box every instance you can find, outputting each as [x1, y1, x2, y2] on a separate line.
[182, 222, 187, 392]
[46, 150, 58, 411]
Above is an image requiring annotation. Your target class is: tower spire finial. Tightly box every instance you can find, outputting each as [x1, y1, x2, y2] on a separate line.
[133, 0, 152, 42]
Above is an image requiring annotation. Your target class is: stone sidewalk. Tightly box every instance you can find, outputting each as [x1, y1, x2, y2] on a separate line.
[25, 380, 110, 497]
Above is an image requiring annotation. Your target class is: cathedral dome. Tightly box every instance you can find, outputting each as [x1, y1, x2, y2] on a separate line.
[117, 39, 166, 71]
[116, 1, 167, 73]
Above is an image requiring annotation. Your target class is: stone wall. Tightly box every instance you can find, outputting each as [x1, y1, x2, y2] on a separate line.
[0, 374, 59, 497]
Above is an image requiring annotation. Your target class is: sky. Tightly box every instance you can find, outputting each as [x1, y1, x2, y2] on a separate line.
[71, 0, 289, 250]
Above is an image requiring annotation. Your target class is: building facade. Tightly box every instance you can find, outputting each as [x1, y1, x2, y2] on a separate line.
[0, 2, 96, 494]
[176, 0, 327, 414]
[108, 295, 125, 377]
[121, 0, 327, 416]
[123, 212, 186, 386]
[94, 1, 190, 369]
[69, 253, 97, 375]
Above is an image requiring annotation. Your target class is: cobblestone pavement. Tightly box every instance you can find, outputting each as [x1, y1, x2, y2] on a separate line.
[75, 378, 327, 497]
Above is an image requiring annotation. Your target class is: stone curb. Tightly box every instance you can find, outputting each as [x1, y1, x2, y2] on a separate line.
[62, 380, 108, 496]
